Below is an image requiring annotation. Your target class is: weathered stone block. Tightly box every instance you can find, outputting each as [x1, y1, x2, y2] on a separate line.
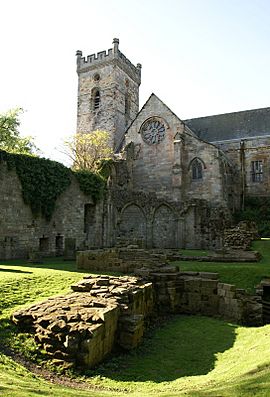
[184, 278, 201, 292]
[199, 272, 219, 279]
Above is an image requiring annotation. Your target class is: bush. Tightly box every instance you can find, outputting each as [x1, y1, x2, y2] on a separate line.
[234, 196, 270, 237]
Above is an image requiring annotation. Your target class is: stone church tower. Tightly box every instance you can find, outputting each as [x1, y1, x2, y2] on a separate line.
[76, 39, 141, 150]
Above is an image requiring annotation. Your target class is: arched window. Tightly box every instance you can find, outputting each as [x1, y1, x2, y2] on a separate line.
[192, 158, 203, 180]
[93, 90, 100, 110]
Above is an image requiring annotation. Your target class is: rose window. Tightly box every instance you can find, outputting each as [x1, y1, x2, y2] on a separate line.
[140, 118, 166, 145]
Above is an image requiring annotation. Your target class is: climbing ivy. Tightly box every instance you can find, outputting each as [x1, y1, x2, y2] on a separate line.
[96, 158, 114, 180]
[0, 150, 71, 220]
[0, 149, 106, 220]
[73, 170, 106, 203]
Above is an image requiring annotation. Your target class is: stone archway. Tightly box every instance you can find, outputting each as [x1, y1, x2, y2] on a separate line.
[118, 204, 147, 247]
[152, 205, 177, 248]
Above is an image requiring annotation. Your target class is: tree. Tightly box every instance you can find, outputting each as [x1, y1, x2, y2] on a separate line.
[63, 130, 113, 172]
[0, 108, 38, 155]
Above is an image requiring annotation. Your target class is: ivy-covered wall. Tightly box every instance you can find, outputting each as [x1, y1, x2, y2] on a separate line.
[0, 151, 105, 259]
[0, 150, 105, 219]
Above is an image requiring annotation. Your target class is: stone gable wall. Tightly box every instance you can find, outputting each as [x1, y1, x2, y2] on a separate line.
[124, 95, 231, 207]
[125, 95, 186, 201]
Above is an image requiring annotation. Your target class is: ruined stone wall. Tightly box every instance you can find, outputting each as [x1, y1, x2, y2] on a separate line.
[76, 251, 263, 328]
[223, 221, 259, 250]
[0, 161, 100, 259]
[12, 275, 154, 368]
[139, 269, 262, 326]
[12, 270, 262, 369]
[104, 186, 229, 249]
[77, 248, 168, 273]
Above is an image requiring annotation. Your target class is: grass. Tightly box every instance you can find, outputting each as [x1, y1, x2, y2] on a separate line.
[1, 241, 270, 396]
[179, 249, 210, 256]
[178, 239, 270, 292]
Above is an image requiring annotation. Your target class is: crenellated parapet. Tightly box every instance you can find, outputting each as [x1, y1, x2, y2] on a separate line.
[76, 38, 141, 84]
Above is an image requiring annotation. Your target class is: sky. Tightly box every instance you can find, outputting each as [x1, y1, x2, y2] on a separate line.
[1, 0, 270, 163]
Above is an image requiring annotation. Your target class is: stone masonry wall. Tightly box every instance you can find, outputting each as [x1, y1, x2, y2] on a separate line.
[12, 268, 262, 369]
[77, 248, 168, 273]
[0, 161, 101, 260]
[76, 39, 141, 150]
[12, 275, 154, 368]
[77, 250, 263, 326]
[215, 136, 270, 197]
[124, 94, 230, 205]
[136, 268, 262, 326]
[223, 221, 259, 250]
[103, 184, 231, 250]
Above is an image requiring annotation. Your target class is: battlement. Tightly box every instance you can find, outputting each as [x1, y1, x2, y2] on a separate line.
[76, 38, 141, 84]
[76, 48, 113, 65]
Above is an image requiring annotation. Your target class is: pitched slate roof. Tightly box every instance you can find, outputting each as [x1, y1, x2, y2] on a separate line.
[184, 107, 270, 142]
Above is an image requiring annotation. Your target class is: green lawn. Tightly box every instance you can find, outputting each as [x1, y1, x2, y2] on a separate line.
[1, 242, 270, 396]
[179, 239, 270, 292]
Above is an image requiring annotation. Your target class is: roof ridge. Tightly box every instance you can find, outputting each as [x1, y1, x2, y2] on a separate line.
[184, 106, 270, 122]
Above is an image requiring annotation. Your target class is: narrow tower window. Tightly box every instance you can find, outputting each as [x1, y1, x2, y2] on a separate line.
[94, 90, 100, 110]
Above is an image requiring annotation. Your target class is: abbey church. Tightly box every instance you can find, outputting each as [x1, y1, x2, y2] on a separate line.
[1, 39, 270, 259]
[75, 38, 270, 250]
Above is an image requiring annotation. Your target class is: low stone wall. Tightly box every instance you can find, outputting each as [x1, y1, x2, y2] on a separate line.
[76, 248, 168, 273]
[77, 247, 261, 275]
[135, 268, 262, 326]
[12, 266, 263, 369]
[178, 250, 261, 262]
[12, 275, 153, 368]
[255, 279, 270, 324]
[223, 221, 259, 250]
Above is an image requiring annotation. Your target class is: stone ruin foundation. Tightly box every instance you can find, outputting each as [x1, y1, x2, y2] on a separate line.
[12, 275, 153, 368]
[12, 261, 263, 369]
[223, 221, 259, 251]
[77, 245, 261, 276]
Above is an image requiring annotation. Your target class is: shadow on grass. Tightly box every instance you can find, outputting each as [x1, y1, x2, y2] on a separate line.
[0, 257, 123, 278]
[191, 365, 270, 397]
[0, 317, 17, 350]
[0, 268, 32, 274]
[233, 366, 270, 397]
[0, 257, 80, 273]
[91, 315, 237, 383]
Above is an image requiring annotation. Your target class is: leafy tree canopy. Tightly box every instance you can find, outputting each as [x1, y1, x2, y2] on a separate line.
[63, 130, 113, 172]
[0, 108, 38, 155]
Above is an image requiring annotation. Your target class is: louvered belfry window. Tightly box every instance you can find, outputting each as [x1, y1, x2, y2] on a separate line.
[94, 90, 100, 110]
